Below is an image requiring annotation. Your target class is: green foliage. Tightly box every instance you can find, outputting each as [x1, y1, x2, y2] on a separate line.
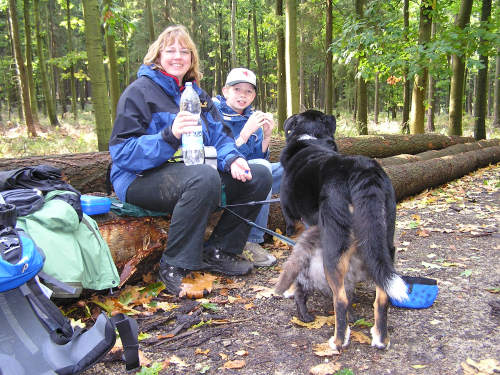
[136, 362, 163, 375]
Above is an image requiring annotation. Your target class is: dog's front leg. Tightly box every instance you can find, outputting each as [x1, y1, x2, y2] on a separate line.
[370, 286, 390, 349]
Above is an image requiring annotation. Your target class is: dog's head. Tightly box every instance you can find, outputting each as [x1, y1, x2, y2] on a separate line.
[283, 110, 337, 144]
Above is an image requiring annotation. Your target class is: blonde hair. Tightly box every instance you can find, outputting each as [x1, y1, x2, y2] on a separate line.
[143, 25, 203, 83]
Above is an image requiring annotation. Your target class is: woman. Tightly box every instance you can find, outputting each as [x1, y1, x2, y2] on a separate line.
[109, 25, 272, 296]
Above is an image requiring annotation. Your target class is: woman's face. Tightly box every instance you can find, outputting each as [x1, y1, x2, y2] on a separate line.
[159, 38, 192, 83]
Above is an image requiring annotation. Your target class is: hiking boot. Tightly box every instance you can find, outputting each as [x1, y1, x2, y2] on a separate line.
[202, 248, 253, 276]
[242, 242, 277, 267]
[158, 265, 190, 296]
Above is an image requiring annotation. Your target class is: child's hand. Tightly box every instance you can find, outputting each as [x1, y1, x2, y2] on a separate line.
[261, 113, 275, 139]
[240, 111, 267, 143]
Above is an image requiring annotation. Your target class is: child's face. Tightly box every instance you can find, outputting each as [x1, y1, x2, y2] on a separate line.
[222, 83, 256, 113]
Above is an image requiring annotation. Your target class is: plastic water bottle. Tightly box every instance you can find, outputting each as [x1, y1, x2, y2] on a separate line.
[179, 82, 204, 165]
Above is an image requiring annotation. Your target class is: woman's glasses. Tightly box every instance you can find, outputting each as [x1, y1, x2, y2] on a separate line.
[163, 49, 191, 56]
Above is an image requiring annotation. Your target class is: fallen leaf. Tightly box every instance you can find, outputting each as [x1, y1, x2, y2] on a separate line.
[464, 358, 500, 374]
[350, 330, 371, 344]
[168, 355, 189, 368]
[222, 360, 246, 369]
[291, 315, 335, 329]
[179, 272, 217, 299]
[235, 350, 248, 356]
[411, 364, 428, 369]
[219, 353, 228, 360]
[250, 285, 276, 298]
[416, 229, 430, 237]
[313, 342, 338, 357]
[244, 302, 255, 310]
[195, 348, 210, 355]
[309, 362, 341, 375]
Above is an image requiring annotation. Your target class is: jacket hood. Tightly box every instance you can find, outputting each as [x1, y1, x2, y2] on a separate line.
[137, 64, 202, 98]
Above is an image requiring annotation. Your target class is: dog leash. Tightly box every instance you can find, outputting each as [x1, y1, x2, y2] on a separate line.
[221, 197, 281, 207]
[220, 204, 296, 246]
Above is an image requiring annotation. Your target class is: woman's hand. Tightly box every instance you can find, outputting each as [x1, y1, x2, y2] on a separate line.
[171, 111, 200, 139]
[230, 157, 252, 182]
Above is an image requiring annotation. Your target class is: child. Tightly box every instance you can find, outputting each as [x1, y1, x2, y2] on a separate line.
[213, 68, 283, 267]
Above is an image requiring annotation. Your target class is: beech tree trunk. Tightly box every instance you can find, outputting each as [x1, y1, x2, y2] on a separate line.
[276, 0, 286, 131]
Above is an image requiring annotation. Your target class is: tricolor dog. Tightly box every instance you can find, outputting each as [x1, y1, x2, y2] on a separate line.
[275, 110, 408, 351]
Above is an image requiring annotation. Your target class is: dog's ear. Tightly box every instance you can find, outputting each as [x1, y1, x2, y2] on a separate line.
[284, 114, 297, 139]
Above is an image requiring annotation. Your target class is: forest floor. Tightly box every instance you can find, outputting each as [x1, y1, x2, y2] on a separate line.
[80, 163, 500, 375]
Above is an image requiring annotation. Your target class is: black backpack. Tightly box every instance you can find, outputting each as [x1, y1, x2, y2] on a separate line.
[0, 202, 140, 375]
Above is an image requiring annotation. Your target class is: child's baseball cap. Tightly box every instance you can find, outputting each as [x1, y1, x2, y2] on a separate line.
[225, 68, 257, 89]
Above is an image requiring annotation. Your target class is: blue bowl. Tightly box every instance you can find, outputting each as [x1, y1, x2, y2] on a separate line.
[390, 276, 438, 309]
[80, 195, 111, 215]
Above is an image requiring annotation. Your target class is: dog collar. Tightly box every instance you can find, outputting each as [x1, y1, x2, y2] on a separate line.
[297, 134, 317, 141]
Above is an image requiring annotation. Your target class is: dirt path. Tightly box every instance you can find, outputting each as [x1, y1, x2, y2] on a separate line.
[83, 163, 499, 375]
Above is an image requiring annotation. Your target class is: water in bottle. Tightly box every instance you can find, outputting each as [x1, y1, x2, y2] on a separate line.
[180, 82, 204, 165]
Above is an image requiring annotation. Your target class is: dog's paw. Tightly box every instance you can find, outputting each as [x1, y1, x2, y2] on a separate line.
[328, 326, 350, 352]
[298, 312, 315, 323]
[370, 327, 390, 350]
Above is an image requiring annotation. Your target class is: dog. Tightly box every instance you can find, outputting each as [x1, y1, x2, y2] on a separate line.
[276, 109, 408, 352]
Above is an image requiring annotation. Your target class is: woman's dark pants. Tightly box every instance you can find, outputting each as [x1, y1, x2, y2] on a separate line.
[126, 163, 272, 270]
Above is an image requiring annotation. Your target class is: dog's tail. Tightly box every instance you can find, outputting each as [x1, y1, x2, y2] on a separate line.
[350, 187, 408, 303]
[275, 226, 319, 295]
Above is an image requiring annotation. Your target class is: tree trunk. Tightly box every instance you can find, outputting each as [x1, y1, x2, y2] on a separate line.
[104, 0, 120, 123]
[164, 0, 171, 23]
[426, 20, 437, 132]
[325, 0, 333, 115]
[66, 0, 77, 121]
[447, 0, 473, 136]
[190, 0, 197, 44]
[252, 6, 265, 111]
[276, 0, 286, 131]
[82, 0, 112, 151]
[401, 0, 410, 133]
[34, 0, 59, 126]
[473, 0, 491, 140]
[493, 47, 500, 128]
[23, 0, 40, 125]
[374, 72, 379, 124]
[356, 76, 368, 134]
[409, 0, 432, 134]
[354, 0, 367, 135]
[8, 0, 37, 137]
[285, 0, 299, 117]
[145, 0, 155, 43]
[230, 0, 237, 69]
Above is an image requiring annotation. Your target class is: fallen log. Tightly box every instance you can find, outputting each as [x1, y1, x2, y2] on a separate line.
[0, 151, 110, 193]
[0, 134, 474, 193]
[384, 147, 500, 201]
[378, 139, 500, 167]
[269, 134, 474, 162]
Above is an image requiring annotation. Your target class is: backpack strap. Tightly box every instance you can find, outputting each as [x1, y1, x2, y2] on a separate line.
[110, 313, 140, 371]
[20, 279, 75, 344]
